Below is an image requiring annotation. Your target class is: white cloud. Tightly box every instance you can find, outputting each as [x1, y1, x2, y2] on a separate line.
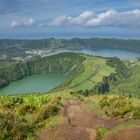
[70, 11, 96, 25]
[11, 21, 20, 28]
[11, 18, 35, 28]
[26, 18, 35, 26]
[51, 15, 68, 26]
[51, 9, 140, 28]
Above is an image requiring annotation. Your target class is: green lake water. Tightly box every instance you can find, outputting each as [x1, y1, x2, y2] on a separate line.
[0, 73, 68, 96]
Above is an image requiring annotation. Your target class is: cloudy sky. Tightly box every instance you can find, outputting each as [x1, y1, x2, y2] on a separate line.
[0, 0, 140, 39]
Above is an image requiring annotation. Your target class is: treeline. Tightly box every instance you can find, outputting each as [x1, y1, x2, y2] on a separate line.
[95, 57, 128, 90]
[0, 53, 84, 89]
[0, 38, 140, 52]
[90, 57, 130, 94]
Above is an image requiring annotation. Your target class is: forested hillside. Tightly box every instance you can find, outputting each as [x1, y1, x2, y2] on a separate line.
[0, 38, 140, 59]
[1, 38, 140, 52]
[0, 53, 84, 88]
[112, 65, 140, 98]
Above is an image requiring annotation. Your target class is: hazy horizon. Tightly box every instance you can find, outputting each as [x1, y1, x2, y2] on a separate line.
[0, 0, 140, 39]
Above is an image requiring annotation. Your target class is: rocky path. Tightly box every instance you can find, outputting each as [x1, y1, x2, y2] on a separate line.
[37, 99, 140, 140]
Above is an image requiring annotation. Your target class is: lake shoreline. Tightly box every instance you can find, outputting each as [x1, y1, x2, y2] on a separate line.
[0, 73, 68, 96]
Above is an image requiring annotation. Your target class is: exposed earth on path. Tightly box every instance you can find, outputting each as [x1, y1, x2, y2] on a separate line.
[37, 99, 140, 140]
[103, 127, 140, 140]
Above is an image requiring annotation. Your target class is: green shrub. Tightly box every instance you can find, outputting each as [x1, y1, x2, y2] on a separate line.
[31, 96, 62, 123]
[0, 95, 63, 139]
[133, 107, 140, 119]
[96, 128, 108, 140]
[24, 95, 50, 106]
[18, 104, 36, 115]
[98, 95, 140, 119]
[0, 96, 23, 108]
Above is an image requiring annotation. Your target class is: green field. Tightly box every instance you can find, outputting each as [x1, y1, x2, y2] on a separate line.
[67, 55, 115, 91]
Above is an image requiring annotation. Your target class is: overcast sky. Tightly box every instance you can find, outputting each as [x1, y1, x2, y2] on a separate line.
[0, 0, 140, 39]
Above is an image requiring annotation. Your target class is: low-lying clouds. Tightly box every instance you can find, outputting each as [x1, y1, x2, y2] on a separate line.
[10, 9, 140, 29]
[11, 18, 35, 28]
[51, 9, 140, 28]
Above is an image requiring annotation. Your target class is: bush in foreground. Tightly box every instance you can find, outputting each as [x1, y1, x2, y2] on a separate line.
[98, 95, 140, 119]
[0, 95, 63, 140]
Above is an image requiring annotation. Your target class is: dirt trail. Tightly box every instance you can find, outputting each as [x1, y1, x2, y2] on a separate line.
[37, 99, 139, 140]
[103, 127, 140, 140]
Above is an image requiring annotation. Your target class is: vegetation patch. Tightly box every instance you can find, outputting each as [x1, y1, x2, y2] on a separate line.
[44, 115, 66, 129]
[0, 95, 63, 139]
[67, 55, 115, 93]
[97, 95, 140, 119]
[96, 128, 108, 140]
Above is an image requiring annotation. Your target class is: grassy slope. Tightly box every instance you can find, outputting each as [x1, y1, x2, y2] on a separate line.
[85, 95, 140, 140]
[0, 93, 78, 140]
[66, 55, 115, 91]
[112, 65, 140, 98]
[0, 93, 139, 140]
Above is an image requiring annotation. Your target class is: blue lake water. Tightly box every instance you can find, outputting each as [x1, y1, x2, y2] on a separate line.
[0, 73, 67, 96]
[43, 48, 140, 59]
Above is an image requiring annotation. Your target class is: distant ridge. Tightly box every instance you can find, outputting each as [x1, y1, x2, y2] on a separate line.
[0, 38, 140, 52]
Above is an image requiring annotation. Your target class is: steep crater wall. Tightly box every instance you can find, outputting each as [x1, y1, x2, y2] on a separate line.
[0, 53, 85, 89]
